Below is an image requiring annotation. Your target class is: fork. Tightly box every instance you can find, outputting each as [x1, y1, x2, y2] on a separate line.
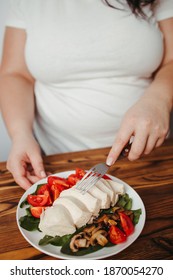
[75, 142, 131, 194]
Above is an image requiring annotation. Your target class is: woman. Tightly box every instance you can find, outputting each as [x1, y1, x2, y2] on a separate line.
[0, 0, 173, 190]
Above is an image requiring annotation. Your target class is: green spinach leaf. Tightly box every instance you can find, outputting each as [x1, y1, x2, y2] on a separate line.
[132, 209, 142, 225]
[19, 216, 40, 231]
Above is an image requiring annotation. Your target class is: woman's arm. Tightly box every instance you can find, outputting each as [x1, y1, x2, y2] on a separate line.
[0, 27, 35, 138]
[106, 18, 173, 165]
[0, 27, 46, 189]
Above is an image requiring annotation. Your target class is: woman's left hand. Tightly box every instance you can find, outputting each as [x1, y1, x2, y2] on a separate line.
[106, 93, 171, 165]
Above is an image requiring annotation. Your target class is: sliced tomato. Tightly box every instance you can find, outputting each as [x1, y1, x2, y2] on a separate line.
[27, 194, 48, 207]
[75, 168, 86, 179]
[48, 176, 70, 188]
[119, 212, 134, 236]
[67, 174, 80, 186]
[37, 184, 49, 195]
[50, 184, 60, 201]
[108, 225, 127, 244]
[43, 190, 52, 206]
[36, 184, 52, 205]
[52, 183, 67, 192]
[30, 206, 45, 218]
[102, 174, 111, 180]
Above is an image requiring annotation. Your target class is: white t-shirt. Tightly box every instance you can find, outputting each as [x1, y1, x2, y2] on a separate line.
[6, 0, 173, 154]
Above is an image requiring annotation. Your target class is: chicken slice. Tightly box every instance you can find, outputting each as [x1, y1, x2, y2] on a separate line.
[99, 178, 116, 206]
[88, 186, 110, 209]
[39, 204, 76, 237]
[53, 197, 92, 228]
[60, 187, 101, 216]
[96, 179, 114, 206]
[106, 179, 125, 195]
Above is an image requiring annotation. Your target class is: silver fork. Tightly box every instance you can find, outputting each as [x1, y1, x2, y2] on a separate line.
[75, 162, 109, 194]
[75, 142, 131, 194]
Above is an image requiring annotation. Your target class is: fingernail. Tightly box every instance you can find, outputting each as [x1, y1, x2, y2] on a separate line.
[40, 171, 46, 178]
[106, 157, 115, 166]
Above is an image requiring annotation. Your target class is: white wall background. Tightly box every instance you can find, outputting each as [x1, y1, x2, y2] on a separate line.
[0, 0, 11, 162]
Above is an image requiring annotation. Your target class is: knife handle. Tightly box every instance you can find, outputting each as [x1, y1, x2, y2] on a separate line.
[120, 142, 132, 158]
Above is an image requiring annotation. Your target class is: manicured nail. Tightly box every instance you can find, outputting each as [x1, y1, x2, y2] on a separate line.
[106, 157, 115, 166]
[40, 171, 46, 178]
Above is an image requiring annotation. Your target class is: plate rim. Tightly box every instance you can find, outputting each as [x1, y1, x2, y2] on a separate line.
[16, 170, 146, 260]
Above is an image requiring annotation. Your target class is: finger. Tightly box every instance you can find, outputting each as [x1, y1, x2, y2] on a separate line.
[128, 131, 148, 161]
[29, 153, 46, 179]
[155, 137, 165, 148]
[15, 175, 32, 190]
[7, 160, 32, 190]
[26, 171, 41, 184]
[144, 134, 163, 155]
[106, 127, 133, 166]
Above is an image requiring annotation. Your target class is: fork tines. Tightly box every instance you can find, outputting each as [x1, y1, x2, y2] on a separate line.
[75, 163, 109, 194]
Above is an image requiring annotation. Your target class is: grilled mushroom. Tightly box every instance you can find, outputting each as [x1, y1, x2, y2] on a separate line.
[83, 225, 96, 234]
[70, 232, 89, 252]
[107, 219, 117, 226]
[94, 214, 109, 224]
[90, 229, 108, 246]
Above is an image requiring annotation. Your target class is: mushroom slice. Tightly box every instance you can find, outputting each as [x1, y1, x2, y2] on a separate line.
[75, 238, 88, 248]
[111, 213, 119, 220]
[94, 214, 109, 224]
[96, 233, 109, 246]
[90, 229, 108, 246]
[91, 225, 102, 235]
[70, 232, 89, 252]
[107, 219, 117, 226]
[83, 225, 96, 234]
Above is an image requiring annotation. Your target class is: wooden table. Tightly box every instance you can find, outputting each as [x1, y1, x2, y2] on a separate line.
[0, 139, 173, 260]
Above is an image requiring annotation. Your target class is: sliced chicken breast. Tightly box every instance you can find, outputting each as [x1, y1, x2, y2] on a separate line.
[39, 204, 76, 237]
[101, 180, 119, 206]
[96, 179, 114, 206]
[88, 185, 110, 209]
[99, 178, 116, 206]
[106, 179, 125, 195]
[53, 197, 92, 228]
[60, 187, 101, 216]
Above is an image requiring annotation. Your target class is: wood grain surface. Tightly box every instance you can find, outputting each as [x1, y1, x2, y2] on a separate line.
[0, 139, 173, 260]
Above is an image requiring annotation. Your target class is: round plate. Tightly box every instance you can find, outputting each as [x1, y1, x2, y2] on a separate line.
[16, 171, 146, 260]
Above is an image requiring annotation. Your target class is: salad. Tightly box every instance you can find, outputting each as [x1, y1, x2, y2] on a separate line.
[19, 168, 142, 256]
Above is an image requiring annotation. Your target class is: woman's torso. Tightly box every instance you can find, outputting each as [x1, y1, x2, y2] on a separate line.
[19, 0, 163, 154]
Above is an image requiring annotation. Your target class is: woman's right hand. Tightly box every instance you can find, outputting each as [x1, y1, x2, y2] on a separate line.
[7, 133, 46, 190]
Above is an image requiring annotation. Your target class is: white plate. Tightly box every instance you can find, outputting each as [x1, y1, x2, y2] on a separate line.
[16, 171, 146, 260]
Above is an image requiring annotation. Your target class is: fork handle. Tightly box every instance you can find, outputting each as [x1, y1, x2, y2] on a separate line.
[120, 142, 132, 158]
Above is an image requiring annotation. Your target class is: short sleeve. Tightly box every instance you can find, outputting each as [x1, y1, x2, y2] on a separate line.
[153, 0, 173, 21]
[5, 0, 26, 29]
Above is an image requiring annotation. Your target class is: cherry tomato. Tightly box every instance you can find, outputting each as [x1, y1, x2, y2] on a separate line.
[27, 194, 48, 207]
[37, 184, 52, 205]
[53, 183, 66, 192]
[50, 184, 60, 201]
[48, 176, 70, 188]
[75, 168, 86, 179]
[67, 174, 80, 186]
[30, 206, 45, 218]
[37, 184, 49, 195]
[119, 212, 134, 236]
[108, 225, 127, 244]
[102, 174, 111, 180]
